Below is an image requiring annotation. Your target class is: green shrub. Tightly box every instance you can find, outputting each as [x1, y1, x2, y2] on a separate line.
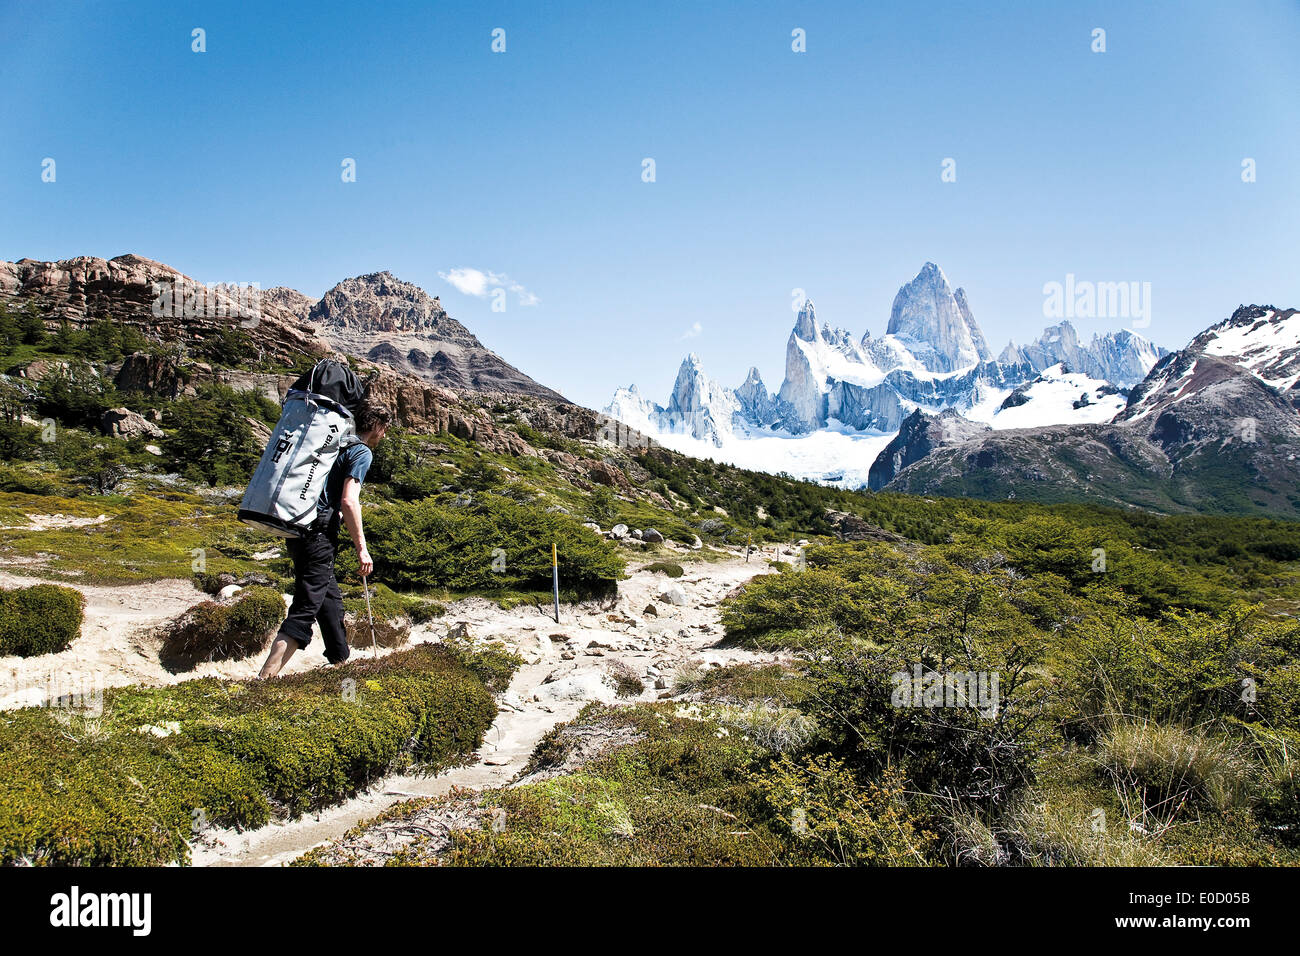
[366, 494, 624, 597]
[1257, 771, 1300, 845]
[0, 644, 509, 865]
[438, 703, 778, 866]
[0, 584, 84, 657]
[686, 663, 812, 707]
[34, 360, 120, 430]
[751, 756, 934, 865]
[642, 561, 684, 578]
[158, 586, 284, 670]
[437, 637, 523, 693]
[0, 464, 65, 496]
[161, 384, 275, 487]
[1057, 605, 1298, 731]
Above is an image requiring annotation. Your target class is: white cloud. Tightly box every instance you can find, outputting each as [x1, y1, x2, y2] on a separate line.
[680, 321, 703, 340]
[438, 267, 539, 306]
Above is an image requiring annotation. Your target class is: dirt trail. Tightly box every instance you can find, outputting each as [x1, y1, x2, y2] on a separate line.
[2, 542, 786, 866]
[0, 571, 317, 707]
[191, 551, 779, 866]
[185, 551, 779, 866]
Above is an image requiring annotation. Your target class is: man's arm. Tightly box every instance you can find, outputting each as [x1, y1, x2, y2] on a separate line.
[339, 477, 372, 575]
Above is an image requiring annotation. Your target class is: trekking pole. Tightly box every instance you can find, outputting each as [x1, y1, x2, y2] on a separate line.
[361, 573, 379, 659]
[551, 542, 560, 624]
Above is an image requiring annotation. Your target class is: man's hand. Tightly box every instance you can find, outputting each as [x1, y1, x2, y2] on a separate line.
[358, 548, 374, 576]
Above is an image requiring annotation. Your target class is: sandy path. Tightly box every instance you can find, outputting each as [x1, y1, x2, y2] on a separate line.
[0, 571, 326, 708]
[192, 552, 778, 867]
[2, 545, 785, 866]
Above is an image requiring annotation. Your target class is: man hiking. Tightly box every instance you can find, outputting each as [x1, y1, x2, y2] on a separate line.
[258, 400, 393, 678]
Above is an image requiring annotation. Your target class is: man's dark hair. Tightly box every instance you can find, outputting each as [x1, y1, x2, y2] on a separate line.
[355, 401, 393, 434]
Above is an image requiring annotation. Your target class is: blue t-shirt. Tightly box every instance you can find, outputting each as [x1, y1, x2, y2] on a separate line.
[316, 441, 373, 534]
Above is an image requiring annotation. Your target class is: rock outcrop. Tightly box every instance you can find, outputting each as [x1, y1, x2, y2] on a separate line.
[311, 271, 565, 401]
[101, 407, 164, 440]
[0, 254, 328, 368]
[867, 408, 990, 490]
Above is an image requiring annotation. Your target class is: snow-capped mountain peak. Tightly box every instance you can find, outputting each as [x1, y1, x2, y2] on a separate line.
[1121, 305, 1300, 422]
[884, 261, 993, 373]
[793, 299, 819, 342]
[602, 262, 1176, 488]
[1014, 321, 1165, 387]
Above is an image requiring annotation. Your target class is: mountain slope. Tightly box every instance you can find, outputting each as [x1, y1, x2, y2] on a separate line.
[881, 306, 1300, 518]
[313, 271, 566, 401]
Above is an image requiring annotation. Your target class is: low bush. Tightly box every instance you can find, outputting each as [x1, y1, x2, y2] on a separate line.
[439, 703, 778, 866]
[158, 586, 284, 670]
[607, 661, 645, 698]
[366, 494, 624, 598]
[0, 644, 510, 865]
[1057, 605, 1299, 731]
[0, 584, 84, 657]
[1097, 719, 1250, 816]
[641, 561, 683, 578]
[751, 756, 934, 866]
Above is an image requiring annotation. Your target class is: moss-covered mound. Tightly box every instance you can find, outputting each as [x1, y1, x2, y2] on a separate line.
[158, 586, 285, 670]
[641, 561, 684, 578]
[0, 644, 512, 865]
[0, 583, 84, 657]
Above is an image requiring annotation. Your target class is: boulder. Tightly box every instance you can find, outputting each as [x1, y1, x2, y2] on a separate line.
[642, 528, 664, 543]
[658, 584, 689, 607]
[586, 460, 634, 493]
[101, 407, 164, 440]
[18, 359, 73, 382]
[114, 351, 186, 398]
[610, 523, 629, 539]
[218, 584, 243, 600]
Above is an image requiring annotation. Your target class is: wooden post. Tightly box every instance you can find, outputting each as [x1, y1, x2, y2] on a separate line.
[551, 542, 560, 624]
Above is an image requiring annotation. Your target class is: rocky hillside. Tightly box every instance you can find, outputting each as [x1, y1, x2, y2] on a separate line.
[868, 408, 990, 490]
[0, 252, 683, 516]
[0, 256, 564, 402]
[0, 254, 326, 367]
[879, 306, 1300, 518]
[311, 271, 566, 401]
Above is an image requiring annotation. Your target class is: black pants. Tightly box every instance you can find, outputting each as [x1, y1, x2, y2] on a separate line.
[279, 529, 350, 664]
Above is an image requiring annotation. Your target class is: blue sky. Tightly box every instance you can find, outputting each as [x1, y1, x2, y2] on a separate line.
[2, 0, 1297, 409]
